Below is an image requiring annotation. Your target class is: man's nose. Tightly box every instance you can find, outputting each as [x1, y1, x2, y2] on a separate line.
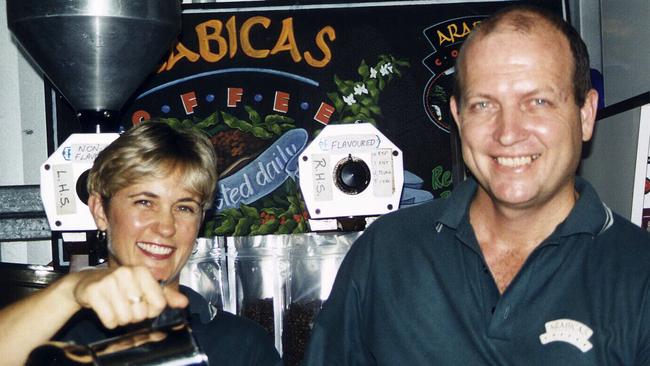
[494, 106, 528, 146]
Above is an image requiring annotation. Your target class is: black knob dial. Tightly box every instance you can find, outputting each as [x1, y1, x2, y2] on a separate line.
[334, 155, 370, 195]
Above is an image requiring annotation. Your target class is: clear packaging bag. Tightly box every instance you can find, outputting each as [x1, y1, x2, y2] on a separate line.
[282, 232, 361, 366]
[180, 237, 229, 314]
[228, 235, 289, 352]
[227, 232, 360, 365]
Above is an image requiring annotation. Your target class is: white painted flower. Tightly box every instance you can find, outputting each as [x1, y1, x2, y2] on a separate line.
[369, 67, 378, 79]
[379, 62, 394, 76]
[343, 93, 357, 106]
[431, 104, 442, 119]
[354, 84, 369, 95]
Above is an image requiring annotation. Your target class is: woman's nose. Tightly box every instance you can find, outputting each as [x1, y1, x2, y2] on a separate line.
[155, 210, 176, 237]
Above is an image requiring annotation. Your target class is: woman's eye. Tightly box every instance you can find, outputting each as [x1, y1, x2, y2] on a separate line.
[135, 200, 151, 207]
[177, 205, 199, 215]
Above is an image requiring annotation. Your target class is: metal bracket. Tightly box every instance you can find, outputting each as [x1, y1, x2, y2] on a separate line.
[0, 185, 51, 241]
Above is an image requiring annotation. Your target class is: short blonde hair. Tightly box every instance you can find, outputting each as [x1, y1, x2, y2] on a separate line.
[87, 121, 218, 210]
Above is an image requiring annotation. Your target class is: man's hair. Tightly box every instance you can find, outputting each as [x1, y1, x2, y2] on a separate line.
[87, 121, 218, 210]
[453, 4, 592, 107]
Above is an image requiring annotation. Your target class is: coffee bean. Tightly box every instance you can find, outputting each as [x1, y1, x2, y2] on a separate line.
[282, 300, 322, 366]
[241, 298, 275, 337]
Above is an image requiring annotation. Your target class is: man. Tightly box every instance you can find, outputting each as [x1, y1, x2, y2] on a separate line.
[303, 5, 650, 365]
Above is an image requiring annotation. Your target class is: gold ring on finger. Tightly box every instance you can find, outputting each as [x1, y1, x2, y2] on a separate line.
[127, 295, 144, 305]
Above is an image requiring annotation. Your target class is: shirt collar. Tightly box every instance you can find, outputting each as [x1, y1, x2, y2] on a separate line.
[437, 176, 478, 230]
[436, 176, 612, 238]
[556, 176, 613, 237]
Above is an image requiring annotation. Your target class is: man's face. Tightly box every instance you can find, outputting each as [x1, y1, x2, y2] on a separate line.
[450, 26, 597, 211]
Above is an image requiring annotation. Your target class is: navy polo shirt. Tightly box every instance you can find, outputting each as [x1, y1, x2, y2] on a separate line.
[303, 177, 650, 365]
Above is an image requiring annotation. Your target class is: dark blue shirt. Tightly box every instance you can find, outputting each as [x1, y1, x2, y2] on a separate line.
[303, 177, 650, 365]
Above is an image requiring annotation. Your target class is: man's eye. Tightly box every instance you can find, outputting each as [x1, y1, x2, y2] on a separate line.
[532, 98, 548, 106]
[472, 101, 490, 110]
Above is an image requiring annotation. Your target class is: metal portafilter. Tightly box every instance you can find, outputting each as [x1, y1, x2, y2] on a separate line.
[26, 279, 209, 366]
[25, 307, 208, 366]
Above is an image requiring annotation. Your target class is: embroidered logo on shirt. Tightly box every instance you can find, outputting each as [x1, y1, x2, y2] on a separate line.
[539, 319, 593, 353]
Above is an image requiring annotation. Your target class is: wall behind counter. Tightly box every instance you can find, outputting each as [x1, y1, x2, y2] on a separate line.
[0, 1, 51, 264]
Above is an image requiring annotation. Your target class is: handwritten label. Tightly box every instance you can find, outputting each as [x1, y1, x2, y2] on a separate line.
[215, 128, 309, 210]
[311, 154, 332, 201]
[318, 134, 380, 153]
[372, 149, 394, 197]
[53, 164, 76, 215]
[62, 143, 109, 162]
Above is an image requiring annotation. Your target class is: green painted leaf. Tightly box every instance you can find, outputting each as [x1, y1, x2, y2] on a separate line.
[369, 105, 383, 116]
[358, 59, 369, 78]
[245, 105, 262, 125]
[240, 204, 259, 219]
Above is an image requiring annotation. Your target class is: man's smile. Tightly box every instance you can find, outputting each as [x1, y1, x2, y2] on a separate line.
[495, 154, 540, 168]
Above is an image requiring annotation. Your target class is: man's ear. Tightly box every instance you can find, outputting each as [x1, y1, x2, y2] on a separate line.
[88, 193, 108, 231]
[450, 96, 462, 132]
[580, 89, 599, 142]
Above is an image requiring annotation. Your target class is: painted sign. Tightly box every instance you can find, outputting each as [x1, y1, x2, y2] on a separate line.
[73, 0, 565, 236]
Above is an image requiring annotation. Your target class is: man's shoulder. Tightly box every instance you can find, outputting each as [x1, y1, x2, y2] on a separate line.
[349, 197, 452, 257]
[369, 197, 449, 231]
[597, 211, 650, 257]
[584, 211, 650, 283]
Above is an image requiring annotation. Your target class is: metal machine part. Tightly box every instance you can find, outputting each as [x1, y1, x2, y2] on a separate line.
[7, 0, 182, 132]
[26, 308, 208, 366]
[6, 0, 183, 232]
[40, 133, 119, 231]
[334, 155, 371, 195]
[0, 186, 49, 241]
[298, 122, 404, 221]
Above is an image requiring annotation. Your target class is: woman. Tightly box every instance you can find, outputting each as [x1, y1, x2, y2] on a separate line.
[0, 121, 281, 365]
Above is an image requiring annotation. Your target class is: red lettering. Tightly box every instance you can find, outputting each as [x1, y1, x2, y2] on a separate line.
[181, 92, 198, 115]
[227, 87, 243, 107]
[314, 102, 335, 125]
[273, 91, 290, 113]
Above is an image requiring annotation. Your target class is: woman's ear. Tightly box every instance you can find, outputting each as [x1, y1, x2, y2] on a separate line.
[88, 193, 108, 231]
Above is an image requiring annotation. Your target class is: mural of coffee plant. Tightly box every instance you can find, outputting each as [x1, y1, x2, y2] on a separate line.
[326, 54, 410, 125]
[159, 54, 408, 236]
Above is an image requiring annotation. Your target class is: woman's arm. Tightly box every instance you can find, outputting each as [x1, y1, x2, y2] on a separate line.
[0, 270, 84, 365]
[0, 266, 188, 366]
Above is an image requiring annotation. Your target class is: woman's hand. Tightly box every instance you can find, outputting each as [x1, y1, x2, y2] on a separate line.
[72, 266, 189, 329]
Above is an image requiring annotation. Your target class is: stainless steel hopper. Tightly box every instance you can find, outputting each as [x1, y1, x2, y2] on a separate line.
[7, 0, 181, 132]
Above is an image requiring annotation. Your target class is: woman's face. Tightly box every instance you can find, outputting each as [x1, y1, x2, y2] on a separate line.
[89, 169, 204, 285]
